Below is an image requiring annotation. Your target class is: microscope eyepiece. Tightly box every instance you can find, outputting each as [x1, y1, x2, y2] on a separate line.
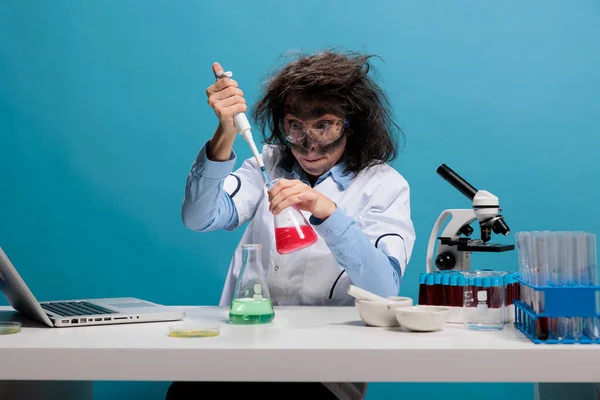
[437, 164, 478, 200]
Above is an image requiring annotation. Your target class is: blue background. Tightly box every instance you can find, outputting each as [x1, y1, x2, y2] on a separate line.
[1, 0, 599, 398]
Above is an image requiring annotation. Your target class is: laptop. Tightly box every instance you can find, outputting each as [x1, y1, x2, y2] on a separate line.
[0, 247, 185, 327]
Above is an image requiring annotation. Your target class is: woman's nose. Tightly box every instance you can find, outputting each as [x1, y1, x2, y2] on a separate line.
[304, 142, 317, 152]
[301, 134, 318, 151]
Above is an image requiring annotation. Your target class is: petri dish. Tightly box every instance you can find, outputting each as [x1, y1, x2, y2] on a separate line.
[168, 324, 220, 338]
[0, 322, 22, 335]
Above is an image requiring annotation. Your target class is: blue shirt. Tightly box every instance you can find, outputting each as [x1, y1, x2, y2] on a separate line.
[182, 141, 402, 297]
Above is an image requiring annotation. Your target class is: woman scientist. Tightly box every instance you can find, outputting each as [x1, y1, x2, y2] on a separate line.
[169, 50, 416, 400]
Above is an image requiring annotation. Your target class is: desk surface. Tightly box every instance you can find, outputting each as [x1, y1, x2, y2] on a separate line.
[0, 305, 598, 382]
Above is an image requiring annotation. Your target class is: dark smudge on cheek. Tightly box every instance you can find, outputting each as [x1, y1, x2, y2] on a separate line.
[290, 135, 346, 177]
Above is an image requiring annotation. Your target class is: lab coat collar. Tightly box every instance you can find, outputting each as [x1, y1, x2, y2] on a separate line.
[283, 157, 352, 191]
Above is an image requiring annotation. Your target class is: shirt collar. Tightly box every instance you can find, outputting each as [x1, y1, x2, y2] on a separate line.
[282, 158, 353, 191]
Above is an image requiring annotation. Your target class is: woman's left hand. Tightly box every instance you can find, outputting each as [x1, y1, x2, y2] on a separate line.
[268, 179, 336, 220]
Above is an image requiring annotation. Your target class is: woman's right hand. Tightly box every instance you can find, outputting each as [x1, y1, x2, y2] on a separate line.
[206, 62, 247, 138]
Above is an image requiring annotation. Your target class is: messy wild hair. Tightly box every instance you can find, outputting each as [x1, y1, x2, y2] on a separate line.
[251, 49, 403, 174]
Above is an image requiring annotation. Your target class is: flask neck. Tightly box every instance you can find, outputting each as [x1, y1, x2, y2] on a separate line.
[242, 245, 262, 265]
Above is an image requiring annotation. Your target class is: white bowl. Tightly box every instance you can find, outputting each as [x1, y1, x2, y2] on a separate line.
[395, 306, 450, 332]
[355, 297, 413, 327]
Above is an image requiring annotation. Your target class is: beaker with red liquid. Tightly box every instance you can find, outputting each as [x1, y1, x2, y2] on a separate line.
[268, 179, 318, 255]
[273, 205, 318, 254]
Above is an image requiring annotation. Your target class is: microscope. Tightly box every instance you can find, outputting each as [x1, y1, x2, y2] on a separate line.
[426, 164, 514, 273]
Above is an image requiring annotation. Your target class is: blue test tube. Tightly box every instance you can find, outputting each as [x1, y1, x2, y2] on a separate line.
[491, 275, 504, 309]
[441, 273, 451, 306]
[457, 273, 466, 307]
[449, 274, 458, 307]
[425, 274, 435, 306]
[418, 273, 427, 305]
[503, 273, 512, 306]
[434, 273, 443, 306]
[510, 272, 518, 305]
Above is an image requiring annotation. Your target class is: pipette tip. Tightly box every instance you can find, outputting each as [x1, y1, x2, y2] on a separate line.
[261, 166, 273, 189]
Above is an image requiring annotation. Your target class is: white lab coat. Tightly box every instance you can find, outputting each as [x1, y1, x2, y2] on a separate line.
[219, 144, 416, 400]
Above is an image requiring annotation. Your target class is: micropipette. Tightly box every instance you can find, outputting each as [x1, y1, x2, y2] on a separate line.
[214, 68, 315, 250]
[214, 70, 273, 189]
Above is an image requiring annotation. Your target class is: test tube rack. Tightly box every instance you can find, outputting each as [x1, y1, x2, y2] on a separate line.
[514, 275, 600, 344]
[418, 271, 518, 324]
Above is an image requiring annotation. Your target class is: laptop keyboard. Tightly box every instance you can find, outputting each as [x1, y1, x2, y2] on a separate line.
[41, 301, 118, 317]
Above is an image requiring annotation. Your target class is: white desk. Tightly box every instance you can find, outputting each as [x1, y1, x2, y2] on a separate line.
[0, 305, 599, 398]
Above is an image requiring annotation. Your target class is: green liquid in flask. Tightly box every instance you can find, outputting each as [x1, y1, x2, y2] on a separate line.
[229, 298, 274, 325]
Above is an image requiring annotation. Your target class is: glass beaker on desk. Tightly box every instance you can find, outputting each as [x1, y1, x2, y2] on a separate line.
[462, 270, 506, 331]
[229, 244, 275, 325]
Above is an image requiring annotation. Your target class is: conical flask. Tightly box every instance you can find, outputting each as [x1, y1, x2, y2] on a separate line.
[274, 205, 318, 254]
[229, 244, 275, 325]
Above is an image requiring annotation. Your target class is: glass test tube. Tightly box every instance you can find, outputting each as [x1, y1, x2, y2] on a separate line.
[546, 232, 559, 340]
[588, 233, 600, 339]
[532, 232, 549, 340]
[557, 232, 570, 340]
[571, 233, 583, 340]
[516, 232, 531, 309]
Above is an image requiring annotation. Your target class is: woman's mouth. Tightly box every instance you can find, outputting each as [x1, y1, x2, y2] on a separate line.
[302, 156, 325, 164]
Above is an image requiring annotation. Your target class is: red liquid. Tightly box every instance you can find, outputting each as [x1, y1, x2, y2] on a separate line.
[439, 283, 450, 306]
[490, 286, 502, 308]
[434, 284, 444, 306]
[418, 284, 427, 305]
[450, 286, 461, 307]
[534, 286, 549, 340]
[447, 286, 455, 307]
[441, 284, 449, 306]
[426, 285, 435, 306]
[512, 283, 517, 305]
[536, 318, 549, 340]
[275, 225, 318, 254]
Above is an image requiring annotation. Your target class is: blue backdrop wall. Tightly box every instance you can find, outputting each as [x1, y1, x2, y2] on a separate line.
[1, 0, 598, 398]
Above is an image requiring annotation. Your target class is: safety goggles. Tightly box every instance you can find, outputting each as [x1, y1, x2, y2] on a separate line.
[280, 117, 349, 148]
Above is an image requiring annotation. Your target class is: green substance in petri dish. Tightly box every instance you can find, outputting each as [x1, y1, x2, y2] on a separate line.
[0, 323, 21, 335]
[229, 298, 274, 325]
